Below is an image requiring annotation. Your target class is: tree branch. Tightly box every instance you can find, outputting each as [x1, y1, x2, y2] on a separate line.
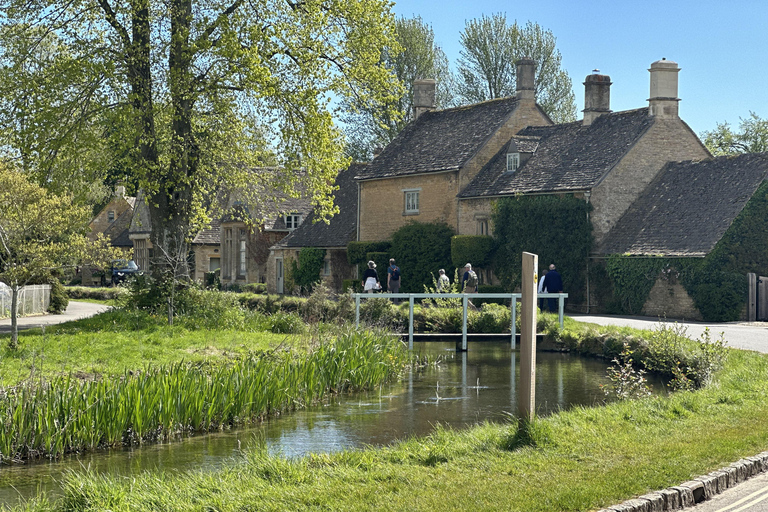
[95, 0, 131, 50]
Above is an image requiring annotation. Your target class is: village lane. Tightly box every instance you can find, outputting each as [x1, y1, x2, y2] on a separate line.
[0, 300, 110, 334]
[571, 314, 768, 354]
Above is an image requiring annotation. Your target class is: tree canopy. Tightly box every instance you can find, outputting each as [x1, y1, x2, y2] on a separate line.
[0, 0, 401, 276]
[701, 112, 768, 156]
[456, 15, 577, 123]
[343, 16, 454, 161]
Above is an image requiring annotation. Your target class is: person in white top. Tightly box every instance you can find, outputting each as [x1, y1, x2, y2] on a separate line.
[537, 269, 548, 311]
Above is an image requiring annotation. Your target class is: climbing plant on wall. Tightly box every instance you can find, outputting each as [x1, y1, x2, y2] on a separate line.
[389, 222, 455, 293]
[287, 248, 326, 295]
[492, 194, 592, 301]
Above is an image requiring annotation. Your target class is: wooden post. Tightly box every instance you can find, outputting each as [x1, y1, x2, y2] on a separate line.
[518, 252, 538, 422]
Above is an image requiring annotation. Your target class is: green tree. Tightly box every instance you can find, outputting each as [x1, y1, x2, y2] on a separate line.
[343, 16, 455, 161]
[701, 112, 768, 155]
[456, 15, 576, 123]
[0, 166, 118, 347]
[0, 0, 401, 280]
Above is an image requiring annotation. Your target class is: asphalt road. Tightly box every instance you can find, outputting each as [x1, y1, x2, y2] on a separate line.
[0, 300, 110, 334]
[691, 472, 768, 512]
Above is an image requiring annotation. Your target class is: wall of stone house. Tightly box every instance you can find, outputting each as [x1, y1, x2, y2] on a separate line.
[220, 223, 289, 285]
[590, 117, 710, 245]
[267, 247, 356, 294]
[642, 276, 703, 321]
[192, 245, 220, 282]
[458, 101, 551, 190]
[266, 247, 299, 294]
[88, 197, 133, 240]
[457, 197, 496, 236]
[358, 171, 460, 241]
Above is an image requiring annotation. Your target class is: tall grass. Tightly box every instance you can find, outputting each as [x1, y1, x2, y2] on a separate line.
[0, 328, 406, 462]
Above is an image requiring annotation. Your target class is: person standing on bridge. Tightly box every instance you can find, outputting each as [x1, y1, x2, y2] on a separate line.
[544, 264, 563, 313]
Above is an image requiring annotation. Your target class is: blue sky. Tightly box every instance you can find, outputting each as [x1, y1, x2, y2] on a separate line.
[392, 0, 768, 136]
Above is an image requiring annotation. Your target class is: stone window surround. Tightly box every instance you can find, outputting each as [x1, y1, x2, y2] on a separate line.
[403, 188, 421, 216]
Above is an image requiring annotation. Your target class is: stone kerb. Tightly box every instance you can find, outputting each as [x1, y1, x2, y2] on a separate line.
[597, 451, 768, 511]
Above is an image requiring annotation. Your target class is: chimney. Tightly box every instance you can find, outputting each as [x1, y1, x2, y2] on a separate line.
[115, 184, 126, 198]
[516, 57, 536, 102]
[582, 70, 611, 125]
[648, 58, 680, 118]
[412, 79, 436, 120]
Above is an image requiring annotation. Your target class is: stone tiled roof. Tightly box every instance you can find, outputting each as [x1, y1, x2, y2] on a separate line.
[128, 190, 152, 235]
[597, 153, 768, 256]
[275, 163, 363, 248]
[192, 218, 221, 245]
[355, 97, 523, 180]
[460, 108, 655, 198]
[103, 208, 134, 247]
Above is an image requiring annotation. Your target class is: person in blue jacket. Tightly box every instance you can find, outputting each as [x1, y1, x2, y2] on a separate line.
[544, 264, 563, 313]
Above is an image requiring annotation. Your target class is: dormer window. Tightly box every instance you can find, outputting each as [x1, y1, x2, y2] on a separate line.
[285, 213, 302, 230]
[107, 211, 115, 222]
[506, 152, 520, 172]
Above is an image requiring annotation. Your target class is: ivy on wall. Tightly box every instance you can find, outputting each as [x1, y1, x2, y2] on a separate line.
[287, 247, 325, 294]
[602, 180, 768, 321]
[451, 235, 495, 268]
[389, 222, 455, 293]
[492, 194, 592, 301]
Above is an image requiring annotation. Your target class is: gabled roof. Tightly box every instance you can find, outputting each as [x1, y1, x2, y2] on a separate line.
[597, 153, 768, 257]
[103, 208, 134, 247]
[128, 190, 152, 235]
[275, 163, 363, 249]
[192, 218, 221, 246]
[460, 108, 655, 198]
[355, 97, 523, 180]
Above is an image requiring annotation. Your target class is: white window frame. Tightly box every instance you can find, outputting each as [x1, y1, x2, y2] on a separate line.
[107, 210, 115, 222]
[323, 258, 331, 276]
[478, 218, 489, 236]
[285, 213, 302, 230]
[403, 188, 421, 215]
[506, 152, 520, 172]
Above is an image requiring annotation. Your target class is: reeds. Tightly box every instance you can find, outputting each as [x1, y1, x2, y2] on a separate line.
[0, 328, 405, 462]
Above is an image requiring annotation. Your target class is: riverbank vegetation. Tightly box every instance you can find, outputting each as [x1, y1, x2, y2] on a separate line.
[10, 348, 767, 511]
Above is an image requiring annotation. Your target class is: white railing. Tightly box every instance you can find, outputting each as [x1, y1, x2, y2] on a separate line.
[353, 292, 568, 351]
[0, 284, 51, 318]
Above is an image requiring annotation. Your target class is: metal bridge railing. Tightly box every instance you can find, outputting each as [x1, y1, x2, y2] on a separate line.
[352, 292, 568, 351]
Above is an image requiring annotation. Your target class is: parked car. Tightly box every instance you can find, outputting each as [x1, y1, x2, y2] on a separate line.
[111, 259, 141, 285]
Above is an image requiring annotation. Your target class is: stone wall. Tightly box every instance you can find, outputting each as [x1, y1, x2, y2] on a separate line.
[641, 276, 703, 321]
[192, 244, 220, 282]
[590, 117, 710, 244]
[358, 171, 460, 241]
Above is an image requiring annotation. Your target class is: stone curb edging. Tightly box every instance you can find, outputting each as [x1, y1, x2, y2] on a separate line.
[597, 451, 768, 511]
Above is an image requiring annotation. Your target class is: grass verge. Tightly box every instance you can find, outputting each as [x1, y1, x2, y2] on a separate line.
[11, 348, 768, 511]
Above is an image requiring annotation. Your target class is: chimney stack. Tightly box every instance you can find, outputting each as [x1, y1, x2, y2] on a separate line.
[516, 57, 536, 101]
[412, 79, 436, 120]
[648, 58, 680, 118]
[115, 184, 126, 198]
[582, 70, 612, 125]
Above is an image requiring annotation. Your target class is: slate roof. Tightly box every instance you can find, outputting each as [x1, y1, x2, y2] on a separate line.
[459, 108, 656, 198]
[355, 97, 525, 180]
[597, 153, 768, 256]
[275, 163, 363, 248]
[192, 218, 221, 246]
[103, 208, 134, 247]
[128, 190, 152, 235]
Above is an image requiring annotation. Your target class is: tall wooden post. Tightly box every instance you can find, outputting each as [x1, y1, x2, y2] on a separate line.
[748, 273, 757, 322]
[518, 252, 538, 422]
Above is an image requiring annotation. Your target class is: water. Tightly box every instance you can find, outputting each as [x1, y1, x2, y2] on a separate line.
[0, 344, 665, 505]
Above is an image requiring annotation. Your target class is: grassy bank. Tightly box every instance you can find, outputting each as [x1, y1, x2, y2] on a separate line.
[13, 348, 768, 511]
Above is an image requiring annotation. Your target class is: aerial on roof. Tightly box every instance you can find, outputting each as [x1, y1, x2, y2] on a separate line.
[275, 163, 363, 248]
[355, 97, 524, 181]
[597, 152, 768, 257]
[460, 108, 656, 198]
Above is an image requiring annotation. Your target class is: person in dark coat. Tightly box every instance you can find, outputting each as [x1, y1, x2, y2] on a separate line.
[362, 260, 380, 293]
[544, 264, 563, 313]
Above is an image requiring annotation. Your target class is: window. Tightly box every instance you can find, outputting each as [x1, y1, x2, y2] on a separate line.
[238, 229, 247, 277]
[209, 257, 220, 272]
[323, 259, 331, 276]
[404, 190, 420, 214]
[224, 228, 233, 278]
[506, 152, 520, 172]
[478, 219, 489, 235]
[285, 213, 302, 230]
[107, 211, 115, 222]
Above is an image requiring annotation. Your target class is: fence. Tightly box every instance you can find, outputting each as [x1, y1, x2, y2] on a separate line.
[0, 284, 51, 318]
[352, 292, 568, 351]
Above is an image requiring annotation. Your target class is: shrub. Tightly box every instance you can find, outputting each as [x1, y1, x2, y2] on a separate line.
[48, 279, 70, 314]
[451, 235, 495, 268]
[301, 283, 337, 323]
[389, 222, 455, 293]
[347, 241, 391, 266]
[469, 303, 510, 333]
[476, 284, 505, 307]
[359, 297, 400, 328]
[287, 248, 325, 294]
[269, 311, 306, 334]
[341, 279, 360, 293]
[65, 286, 126, 301]
[242, 283, 267, 294]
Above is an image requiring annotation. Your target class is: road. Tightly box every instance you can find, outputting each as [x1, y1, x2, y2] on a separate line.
[0, 300, 110, 334]
[571, 314, 768, 353]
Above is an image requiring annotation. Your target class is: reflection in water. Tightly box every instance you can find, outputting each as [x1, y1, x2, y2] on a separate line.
[0, 344, 665, 505]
